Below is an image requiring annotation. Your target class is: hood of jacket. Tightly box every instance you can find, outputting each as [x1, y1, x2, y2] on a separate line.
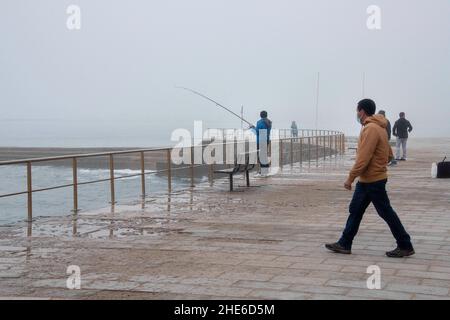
[364, 114, 387, 129]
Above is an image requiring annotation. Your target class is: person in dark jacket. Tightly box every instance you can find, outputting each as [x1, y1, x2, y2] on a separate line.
[393, 112, 413, 160]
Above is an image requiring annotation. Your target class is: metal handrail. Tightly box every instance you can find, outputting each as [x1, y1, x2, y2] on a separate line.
[0, 132, 345, 222]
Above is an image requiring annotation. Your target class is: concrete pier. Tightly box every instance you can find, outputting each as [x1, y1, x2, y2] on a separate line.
[1, 138, 449, 300]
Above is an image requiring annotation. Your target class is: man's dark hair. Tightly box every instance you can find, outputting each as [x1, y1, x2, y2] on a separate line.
[357, 99, 376, 116]
[260, 111, 268, 118]
[399, 112, 405, 118]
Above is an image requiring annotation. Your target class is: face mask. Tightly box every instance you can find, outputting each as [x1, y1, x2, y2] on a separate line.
[356, 114, 362, 124]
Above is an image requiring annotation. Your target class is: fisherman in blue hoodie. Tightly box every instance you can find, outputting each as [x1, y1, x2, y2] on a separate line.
[252, 110, 272, 177]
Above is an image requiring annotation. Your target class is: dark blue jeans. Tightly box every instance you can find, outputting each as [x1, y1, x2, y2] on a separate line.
[338, 179, 413, 250]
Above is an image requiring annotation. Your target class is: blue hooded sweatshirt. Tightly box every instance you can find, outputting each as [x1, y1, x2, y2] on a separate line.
[255, 118, 272, 147]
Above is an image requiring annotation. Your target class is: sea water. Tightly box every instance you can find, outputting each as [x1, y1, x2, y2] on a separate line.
[0, 165, 193, 225]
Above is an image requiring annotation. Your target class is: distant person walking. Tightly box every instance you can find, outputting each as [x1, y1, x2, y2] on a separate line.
[325, 99, 415, 258]
[252, 110, 272, 177]
[291, 121, 298, 138]
[393, 112, 413, 161]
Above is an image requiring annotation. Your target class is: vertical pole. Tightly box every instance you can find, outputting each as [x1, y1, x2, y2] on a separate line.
[308, 137, 311, 168]
[328, 135, 331, 160]
[167, 149, 172, 192]
[323, 135, 326, 161]
[300, 137, 303, 168]
[343, 134, 346, 155]
[209, 164, 214, 185]
[290, 138, 293, 167]
[336, 134, 341, 154]
[27, 221, 32, 237]
[279, 139, 283, 170]
[73, 157, 78, 212]
[109, 154, 116, 204]
[190, 146, 194, 187]
[27, 162, 32, 222]
[315, 72, 320, 130]
[331, 134, 334, 157]
[140, 152, 145, 198]
[335, 134, 337, 157]
[316, 135, 319, 167]
[328, 134, 330, 159]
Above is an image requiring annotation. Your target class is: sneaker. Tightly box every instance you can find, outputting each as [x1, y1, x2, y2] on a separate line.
[325, 242, 351, 254]
[254, 173, 267, 178]
[400, 158, 407, 161]
[386, 247, 415, 258]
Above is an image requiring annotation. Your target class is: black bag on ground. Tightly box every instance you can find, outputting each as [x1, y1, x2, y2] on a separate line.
[437, 157, 450, 178]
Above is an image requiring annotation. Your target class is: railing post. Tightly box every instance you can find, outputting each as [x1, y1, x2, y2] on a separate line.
[26, 162, 32, 222]
[331, 134, 333, 158]
[328, 131, 333, 161]
[209, 163, 214, 185]
[72, 157, 78, 212]
[335, 134, 337, 157]
[315, 135, 319, 167]
[140, 152, 146, 198]
[308, 137, 311, 168]
[300, 137, 303, 168]
[167, 149, 172, 192]
[343, 134, 346, 155]
[190, 146, 195, 187]
[279, 139, 283, 170]
[291, 139, 294, 168]
[109, 154, 116, 204]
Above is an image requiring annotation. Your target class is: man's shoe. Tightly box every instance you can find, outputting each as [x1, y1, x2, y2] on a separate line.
[386, 247, 415, 258]
[400, 158, 407, 161]
[325, 242, 351, 254]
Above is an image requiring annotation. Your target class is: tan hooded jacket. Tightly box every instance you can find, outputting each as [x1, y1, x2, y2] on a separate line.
[348, 114, 394, 183]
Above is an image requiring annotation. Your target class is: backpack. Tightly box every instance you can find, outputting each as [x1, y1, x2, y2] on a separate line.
[436, 157, 450, 178]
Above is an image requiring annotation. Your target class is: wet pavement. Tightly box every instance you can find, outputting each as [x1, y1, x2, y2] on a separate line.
[1, 138, 450, 300]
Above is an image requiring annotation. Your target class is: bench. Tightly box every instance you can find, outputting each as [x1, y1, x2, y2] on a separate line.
[214, 153, 256, 191]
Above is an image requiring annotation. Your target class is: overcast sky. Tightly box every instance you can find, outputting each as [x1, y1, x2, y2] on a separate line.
[1, 0, 449, 147]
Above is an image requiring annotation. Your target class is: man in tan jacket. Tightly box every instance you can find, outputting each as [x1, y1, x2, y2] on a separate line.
[326, 99, 414, 258]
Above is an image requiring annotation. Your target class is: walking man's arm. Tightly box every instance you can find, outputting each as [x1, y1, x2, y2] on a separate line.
[407, 121, 413, 133]
[345, 127, 378, 189]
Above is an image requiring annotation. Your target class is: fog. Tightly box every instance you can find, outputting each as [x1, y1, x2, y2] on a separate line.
[1, 0, 449, 147]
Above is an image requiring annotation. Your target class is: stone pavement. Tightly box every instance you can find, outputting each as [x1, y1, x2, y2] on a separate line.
[0, 138, 449, 300]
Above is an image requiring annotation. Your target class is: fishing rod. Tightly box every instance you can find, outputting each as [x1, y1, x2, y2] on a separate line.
[175, 86, 254, 127]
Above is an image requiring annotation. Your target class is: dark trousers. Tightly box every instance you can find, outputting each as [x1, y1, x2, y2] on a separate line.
[338, 179, 413, 250]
